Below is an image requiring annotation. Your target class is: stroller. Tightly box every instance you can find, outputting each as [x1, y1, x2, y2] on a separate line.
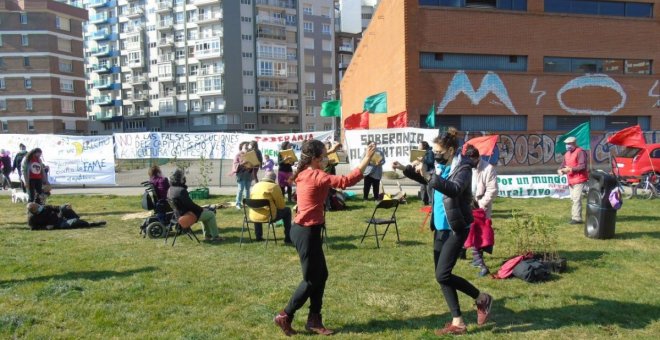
[139, 181, 174, 239]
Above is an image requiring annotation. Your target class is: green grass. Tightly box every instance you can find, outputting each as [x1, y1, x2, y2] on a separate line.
[1, 194, 659, 339]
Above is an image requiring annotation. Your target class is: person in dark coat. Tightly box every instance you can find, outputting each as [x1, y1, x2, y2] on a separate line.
[27, 202, 105, 230]
[167, 169, 222, 241]
[12, 144, 28, 192]
[0, 149, 11, 190]
[392, 128, 493, 336]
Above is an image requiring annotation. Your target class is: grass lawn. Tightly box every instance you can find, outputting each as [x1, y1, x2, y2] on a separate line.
[1, 194, 659, 339]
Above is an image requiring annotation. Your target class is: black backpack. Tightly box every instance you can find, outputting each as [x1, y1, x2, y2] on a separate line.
[141, 191, 155, 211]
[512, 259, 550, 283]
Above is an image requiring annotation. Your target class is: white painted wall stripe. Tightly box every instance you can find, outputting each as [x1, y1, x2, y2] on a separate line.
[0, 52, 84, 62]
[0, 30, 84, 42]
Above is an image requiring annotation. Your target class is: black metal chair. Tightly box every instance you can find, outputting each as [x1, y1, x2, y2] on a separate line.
[361, 199, 401, 248]
[241, 198, 277, 248]
[165, 199, 201, 246]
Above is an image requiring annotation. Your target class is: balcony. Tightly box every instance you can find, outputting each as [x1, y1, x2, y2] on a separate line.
[156, 1, 172, 13]
[89, 13, 109, 24]
[130, 75, 148, 85]
[130, 93, 149, 102]
[197, 11, 223, 24]
[257, 69, 288, 78]
[156, 20, 173, 30]
[157, 54, 175, 63]
[257, 31, 286, 41]
[95, 109, 116, 121]
[88, 0, 110, 8]
[124, 41, 143, 51]
[93, 80, 120, 90]
[158, 99, 176, 116]
[91, 64, 119, 74]
[122, 24, 143, 35]
[158, 72, 174, 82]
[256, 16, 285, 26]
[125, 7, 143, 18]
[91, 30, 110, 40]
[338, 45, 354, 53]
[195, 45, 222, 60]
[255, 0, 296, 10]
[95, 96, 114, 106]
[157, 37, 174, 47]
[127, 59, 144, 68]
[90, 47, 117, 58]
[194, 0, 217, 5]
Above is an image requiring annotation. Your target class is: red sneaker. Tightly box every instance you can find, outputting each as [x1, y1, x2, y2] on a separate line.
[434, 322, 467, 336]
[476, 293, 493, 325]
[305, 313, 334, 335]
[273, 310, 297, 336]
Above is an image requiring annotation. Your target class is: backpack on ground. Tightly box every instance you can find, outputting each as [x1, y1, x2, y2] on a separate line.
[512, 259, 551, 283]
[329, 191, 346, 211]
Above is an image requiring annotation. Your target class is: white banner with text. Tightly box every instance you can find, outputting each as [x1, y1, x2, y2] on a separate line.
[497, 174, 570, 199]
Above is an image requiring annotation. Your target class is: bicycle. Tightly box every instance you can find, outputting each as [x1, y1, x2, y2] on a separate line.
[626, 173, 659, 200]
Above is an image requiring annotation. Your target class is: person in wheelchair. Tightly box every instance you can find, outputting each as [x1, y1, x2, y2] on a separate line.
[27, 202, 106, 230]
[167, 169, 223, 242]
[148, 165, 170, 223]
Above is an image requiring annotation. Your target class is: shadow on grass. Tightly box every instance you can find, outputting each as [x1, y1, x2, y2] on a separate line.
[0, 266, 158, 286]
[615, 215, 660, 223]
[491, 296, 660, 333]
[615, 231, 660, 239]
[559, 250, 606, 262]
[339, 314, 445, 334]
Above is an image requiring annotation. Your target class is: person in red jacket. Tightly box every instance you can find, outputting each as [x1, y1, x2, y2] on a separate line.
[464, 202, 494, 277]
[558, 137, 588, 224]
[273, 140, 375, 336]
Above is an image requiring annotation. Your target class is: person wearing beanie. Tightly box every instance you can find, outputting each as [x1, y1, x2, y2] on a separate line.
[249, 171, 292, 243]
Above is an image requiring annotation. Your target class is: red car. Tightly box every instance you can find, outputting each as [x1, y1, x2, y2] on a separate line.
[612, 143, 660, 179]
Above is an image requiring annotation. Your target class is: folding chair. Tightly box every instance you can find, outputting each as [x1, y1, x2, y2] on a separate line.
[241, 198, 277, 248]
[361, 199, 401, 248]
[321, 207, 329, 250]
[165, 199, 201, 246]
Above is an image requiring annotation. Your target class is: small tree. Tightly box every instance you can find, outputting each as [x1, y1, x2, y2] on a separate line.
[197, 155, 213, 189]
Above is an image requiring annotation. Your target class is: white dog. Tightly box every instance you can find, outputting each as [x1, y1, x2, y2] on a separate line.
[11, 189, 29, 203]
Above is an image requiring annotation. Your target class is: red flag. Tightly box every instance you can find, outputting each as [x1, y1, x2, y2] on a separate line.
[344, 111, 369, 130]
[463, 135, 499, 156]
[607, 125, 646, 147]
[387, 111, 407, 128]
[359, 110, 369, 129]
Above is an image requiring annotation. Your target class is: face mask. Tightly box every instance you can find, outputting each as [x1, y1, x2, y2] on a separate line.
[434, 152, 448, 165]
[566, 145, 576, 152]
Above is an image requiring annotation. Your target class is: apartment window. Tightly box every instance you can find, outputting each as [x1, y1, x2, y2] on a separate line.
[242, 52, 253, 58]
[20, 12, 27, 24]
[0, 78, 4, 89]
[59, 59, 73, 73]
[56, 16, 71, 31]
[323, 73, 333, 85]
[305, 89, 315, 100]
[243, 70, 254, 76]
[362, 13, 373, 20]
[61, 99, 75, 113]
[0, 100, 6, 111]
[303, 5, 313, 15]
[24, 78, 32, 89]
[305, 106, 314, 116]
[544, 115, 650, 131]
[432, 114, 527, 131]
[240, 16, 252, 22]
[303, 22, 313, 33]
[305, 72, 315, 83]
[21, 35, 29, 46]
[57, 38, 72, 52]
[324, 123, 332, 131]
[243, 106, 254, 112]
[286, 14, 297, 25]
[545, 0, 652, 18]
[244, 123, 256, 130]
[322, 24, 331, 34]
[420, 52, 528, 72]
[242, 34, 252, 41]
[0, 57, 4, 66]
[60, 79, 74, 93]
[0, 35, 2, 47]
[544, 57, 652, 75]
[26, 99, 33, 111]
[243, 88, 254, 94]
[305, 123, 315, 131]
[193, 116, 212, 126]
[240, 0, 251, 4]
[419, 0, 527, 11]
[304, 54, 315, 67]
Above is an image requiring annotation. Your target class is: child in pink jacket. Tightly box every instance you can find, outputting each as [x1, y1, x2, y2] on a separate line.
[464, 203, 494, 277]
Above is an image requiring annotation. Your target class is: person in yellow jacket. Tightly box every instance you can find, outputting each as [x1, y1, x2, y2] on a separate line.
[250, 171, 292, 243]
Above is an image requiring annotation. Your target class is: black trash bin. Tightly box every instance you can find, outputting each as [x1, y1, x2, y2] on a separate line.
[585, 171, 618, 239]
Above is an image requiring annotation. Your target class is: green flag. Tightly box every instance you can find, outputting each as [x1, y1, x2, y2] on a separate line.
[425, 101, 436, 128]
[363, 92, 387, 113]
[556, 121, 591, 154]
[320, 100, 341, 117]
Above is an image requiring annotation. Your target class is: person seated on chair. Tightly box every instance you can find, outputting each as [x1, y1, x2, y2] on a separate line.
[27, 202, 106, 230]
[249, 171, 292, 243]
[148, 165, 170, 223]
[167, 169, 223, 242]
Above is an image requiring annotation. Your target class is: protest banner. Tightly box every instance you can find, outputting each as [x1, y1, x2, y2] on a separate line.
[0, 134, 115, 185]
[344, 128, 439, 170]
[114, 131, 334, 160]
[497, 174, 570, 199]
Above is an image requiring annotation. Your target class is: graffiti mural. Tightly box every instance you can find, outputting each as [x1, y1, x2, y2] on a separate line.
[649, 80, 660, 108]
[437, 71, 519, 115]
[556, 74, 627, 115]
[529, 78, 546, 106]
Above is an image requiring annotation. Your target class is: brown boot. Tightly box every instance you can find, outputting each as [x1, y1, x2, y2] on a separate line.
[273, 310, 297, 336]
[305, 313, 334, 335]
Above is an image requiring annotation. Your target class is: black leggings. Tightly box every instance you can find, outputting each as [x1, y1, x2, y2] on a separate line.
[284, 223, 328, 317]
[434, 229, 480, 317]
[28, 178, 43, 203]
[363, 175, 380, 200]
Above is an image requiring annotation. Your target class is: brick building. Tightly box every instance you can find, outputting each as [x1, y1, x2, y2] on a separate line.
[341, 0, 660, 134]
[0, 0, 88, 134]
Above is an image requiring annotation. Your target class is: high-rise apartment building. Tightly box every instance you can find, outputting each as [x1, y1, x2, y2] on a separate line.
[82, 0, 336, 134]
[0, 0, 88, 134]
